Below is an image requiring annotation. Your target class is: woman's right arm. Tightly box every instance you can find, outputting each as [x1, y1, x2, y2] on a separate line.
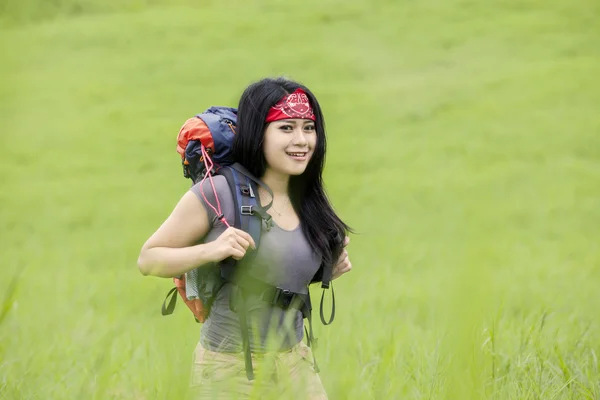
[136, 190, 256, 278]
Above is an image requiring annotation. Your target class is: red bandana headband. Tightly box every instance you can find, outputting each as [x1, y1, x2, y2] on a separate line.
[265, 88, 316, 123]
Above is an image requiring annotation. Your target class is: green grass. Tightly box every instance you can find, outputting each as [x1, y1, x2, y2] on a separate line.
[1, 0, 599, 398]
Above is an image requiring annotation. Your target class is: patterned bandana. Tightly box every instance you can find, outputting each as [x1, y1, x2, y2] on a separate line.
[265, 88, 316, 123]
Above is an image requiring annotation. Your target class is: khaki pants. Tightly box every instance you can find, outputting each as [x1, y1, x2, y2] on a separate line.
[189, 341, 328, 400]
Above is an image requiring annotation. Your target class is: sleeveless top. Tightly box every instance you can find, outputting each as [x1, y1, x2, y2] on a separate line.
[189, 175, 322, 353]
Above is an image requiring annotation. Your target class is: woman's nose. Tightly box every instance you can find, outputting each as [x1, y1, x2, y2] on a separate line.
[292, 128, 309, 145]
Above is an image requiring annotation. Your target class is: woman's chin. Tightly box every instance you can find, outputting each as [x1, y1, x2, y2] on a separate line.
[273, 165, 308, 177]
[271, 159, 309, 176]
[283, 168, 307, 177]
[289, 162, 311, 175]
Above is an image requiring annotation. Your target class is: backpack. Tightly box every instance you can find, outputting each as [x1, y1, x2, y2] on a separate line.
[160, 106, 336, 380]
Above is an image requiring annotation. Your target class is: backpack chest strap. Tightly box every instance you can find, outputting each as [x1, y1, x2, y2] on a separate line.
[258, 286, 311, 315]
[228, 274, 310, 315]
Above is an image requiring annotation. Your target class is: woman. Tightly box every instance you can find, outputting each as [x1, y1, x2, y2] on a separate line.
[137, 77, 353, 399]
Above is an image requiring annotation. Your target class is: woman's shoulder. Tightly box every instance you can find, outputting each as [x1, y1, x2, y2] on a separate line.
[190, 174, 232, 198]
[189, 174, 236, 223]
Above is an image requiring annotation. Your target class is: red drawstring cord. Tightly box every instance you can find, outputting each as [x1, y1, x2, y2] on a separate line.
[198, 145, 230, 228]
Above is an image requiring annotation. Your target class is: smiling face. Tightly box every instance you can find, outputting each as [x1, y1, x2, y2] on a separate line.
[262, 119, 317, 177]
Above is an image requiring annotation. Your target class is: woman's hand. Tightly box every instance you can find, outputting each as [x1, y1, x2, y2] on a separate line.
[332, 236, 352, 280]
[210, 227, 257, 262]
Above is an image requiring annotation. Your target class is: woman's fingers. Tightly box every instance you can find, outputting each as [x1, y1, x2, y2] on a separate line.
[332, 251, 352, 279]
[230, 242, 246, 260]
[341, 261, 352, 273]
[338, 249, 348, 264]
[234, 233, 251, 251]
[233, 228, 256, 250]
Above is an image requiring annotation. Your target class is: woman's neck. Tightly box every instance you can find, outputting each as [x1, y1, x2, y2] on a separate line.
[261, 168, 290, 197]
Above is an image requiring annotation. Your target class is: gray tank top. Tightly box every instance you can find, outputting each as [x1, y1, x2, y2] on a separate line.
[189, 175, 322, 353]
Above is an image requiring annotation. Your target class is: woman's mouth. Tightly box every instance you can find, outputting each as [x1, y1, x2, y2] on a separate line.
[286, 152, 308, 161]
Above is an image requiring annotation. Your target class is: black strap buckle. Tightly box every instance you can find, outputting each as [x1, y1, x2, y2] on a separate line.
[272, 288, 294, 308]
[263, 214, 273, 231]
[240, 205, 253, 215]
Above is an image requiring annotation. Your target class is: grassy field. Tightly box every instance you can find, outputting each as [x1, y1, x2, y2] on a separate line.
[1, 0, 599, 399]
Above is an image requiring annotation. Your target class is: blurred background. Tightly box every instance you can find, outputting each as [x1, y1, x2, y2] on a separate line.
[1, 0, 599, 399]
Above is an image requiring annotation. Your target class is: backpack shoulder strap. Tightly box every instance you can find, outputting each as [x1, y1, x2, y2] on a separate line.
[215, 166, 240, 230]
[215, 164, 269, 382]
[311, 232, 344, 326]
[214, 166, 241, 275]
[228, 167, 263, 258]
[217, 165, 272, 279]
[229, 162, 274, 211]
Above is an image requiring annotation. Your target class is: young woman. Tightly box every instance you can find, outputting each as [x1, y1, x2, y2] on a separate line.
[137, 77, 353, 399]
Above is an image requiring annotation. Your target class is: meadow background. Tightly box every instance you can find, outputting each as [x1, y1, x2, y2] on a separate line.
[1, 0, 599, 399]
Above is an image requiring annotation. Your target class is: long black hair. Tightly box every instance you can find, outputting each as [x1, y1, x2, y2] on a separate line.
[232, 76, 352, 277]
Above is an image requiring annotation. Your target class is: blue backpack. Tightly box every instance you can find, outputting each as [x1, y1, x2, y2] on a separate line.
[161, 106, 335, 380]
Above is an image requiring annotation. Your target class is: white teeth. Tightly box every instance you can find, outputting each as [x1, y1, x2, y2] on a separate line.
[287, 153, 306, 157]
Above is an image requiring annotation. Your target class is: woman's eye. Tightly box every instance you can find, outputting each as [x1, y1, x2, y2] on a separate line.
[305, 125, 316, 132]
[279, 125, 293, 131]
